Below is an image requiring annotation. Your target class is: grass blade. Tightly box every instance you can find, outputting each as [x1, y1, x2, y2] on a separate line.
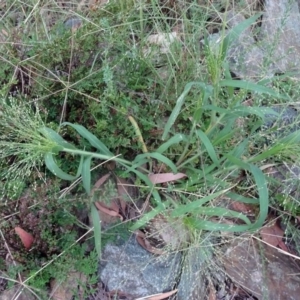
[248, 164, 268, 230]
[131, 200, 171, 230]
[196, 206, 251, 225]
[197, 130, 219, 164]
[162, 82, 213, 140]
[221, 13, 262, 61]
[186, 218, 252, 232]
[171, 189, 229, 217]
[45, 153, 77, 180]
[156, 134, 188, 154]
[82, 156, 92, 195]
[219, 80, 289, 99]
[91, 203, 101, 258]
[62, 122, 112, 155]
[38, 127, 77, 150]
[226, 192, 259, 204]
[134, 152, 178, 174]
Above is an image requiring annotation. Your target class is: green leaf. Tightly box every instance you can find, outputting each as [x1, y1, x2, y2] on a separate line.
[129, 168, 163, 205]
[225, 154, 249, 170]
[202, 105, 229, 114]
[182, 156, 227, 189]
[123, 157, 149, 175]
[38, 127, 77, 150]
[45, 153, 77, 180]
[248, 164, 268, 230]
[219, 80, 289, 100]
[131, 200, 170, 230]
[225, 157, 269, 231]
[91, 203, 101, 258]
[229, 139, 248, 159]
[82, 156, 92, 195]
[162, 82, 213, 140]
[197, 130, 219, 164]
[62, 122, 112, 155]
[221, 13, 262, 61]
[226, 192, 259, 204]
[193, 108, 203, 123]
[171, 189, 228, 217]
[186, 218, 252, 232]
[156, 134, 188, 154]
[231, 106, 279, 120]
[134, 152, 178, 174]
[196, 207, 251, 225]
[44, 152, 83, 181]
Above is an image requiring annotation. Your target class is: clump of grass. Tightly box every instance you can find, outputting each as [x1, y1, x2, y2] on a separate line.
[1, 0, 300, 298]
[0, 96, 55, 180]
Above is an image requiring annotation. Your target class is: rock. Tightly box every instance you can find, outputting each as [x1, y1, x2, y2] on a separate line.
[206, 0, 300, 80]
[0, 285, 35, 300]
[49, 271, 88, 300]
[177, 244, 214, 300]
[223, 238, 300, 299]
[99, 236, 181, 298]
[64, 18, 82, 30]
[260, 0, 300, 76]
[265, 164, 300, 215]
[262, 106, 300, 138]
[225, 11, 272, 81]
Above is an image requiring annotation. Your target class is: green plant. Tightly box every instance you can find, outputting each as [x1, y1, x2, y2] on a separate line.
[0, 95, 179, 257]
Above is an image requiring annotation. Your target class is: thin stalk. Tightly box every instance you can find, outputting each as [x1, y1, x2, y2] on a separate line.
[176, 122, 197, 166]
[62, 148, 131, 166]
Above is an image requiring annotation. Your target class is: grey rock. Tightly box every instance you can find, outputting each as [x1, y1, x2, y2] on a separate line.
[207, 0, 300, 80]
[99, 236, 181, 298]
[266, 163, 300, 201]
[225, 11, 273, 81]
[64, 17, 82, 30]
[263, 106, 300, 137]
[260, 0, 300, 75]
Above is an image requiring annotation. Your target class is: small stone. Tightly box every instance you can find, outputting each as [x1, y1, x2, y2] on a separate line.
[64, 18, 82, 30]
[99, 236, 181, 298]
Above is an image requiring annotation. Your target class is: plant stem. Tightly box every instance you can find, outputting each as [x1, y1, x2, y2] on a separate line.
[62, 148, 131, 166]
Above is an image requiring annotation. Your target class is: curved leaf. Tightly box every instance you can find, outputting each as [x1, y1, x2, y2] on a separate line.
[91, 203, 101, 258]
[220, 80, 289, 100]
[134, 152, 178, 173]
[195, 207, 251, 225]
[62, 122, 112, 155]
[162, 82, 213, 140]
[82, 156, 92, 195]
[44, 153, 83, 181]
[197, 130, 219, 164]
[248, 164, 268, 230]
[131, 199, 170, 231]
[45, 153, 77, 180]
[156, 134, 188, 154]
[186, 218, 252, 232]
[38, 127, 77, 150]
[171, 189, 228, 217]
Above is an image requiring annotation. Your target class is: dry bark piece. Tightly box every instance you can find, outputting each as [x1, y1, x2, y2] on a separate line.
[260, 219, 289, 252]
[148, 173, 186, 184]
[135, 230, 165, 255]
[138, 289, 178, 300]
[14, 227, 34, 250]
